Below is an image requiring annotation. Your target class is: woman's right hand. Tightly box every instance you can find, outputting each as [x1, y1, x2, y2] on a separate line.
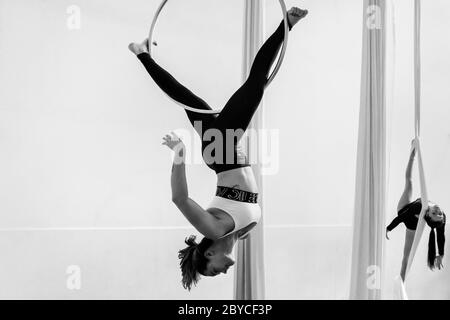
[162, 132, 185, 152]
[386, 228, 390, 240]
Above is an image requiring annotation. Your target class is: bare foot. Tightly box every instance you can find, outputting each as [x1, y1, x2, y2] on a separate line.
[128, 38, 149, 55]
[287, 7, 308, 27]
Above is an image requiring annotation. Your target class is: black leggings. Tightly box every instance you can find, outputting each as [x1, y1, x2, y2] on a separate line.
[137, 20, 291, 172]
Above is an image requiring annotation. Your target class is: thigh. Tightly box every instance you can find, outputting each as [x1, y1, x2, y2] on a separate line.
[212, 80, 264, 134]
[185, 109, 217, 135]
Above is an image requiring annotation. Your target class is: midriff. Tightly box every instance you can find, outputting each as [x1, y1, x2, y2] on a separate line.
[216, 166, 258, 194]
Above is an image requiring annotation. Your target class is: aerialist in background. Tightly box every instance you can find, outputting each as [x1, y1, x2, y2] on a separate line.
[129, 7, 308, 290]
[386, 142, 446, 280]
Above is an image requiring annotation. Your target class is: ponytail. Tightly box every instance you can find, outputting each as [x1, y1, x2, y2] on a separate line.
[424, 208, 446, 270]
[178, 235, 213, 291]
[427, 228, 436, 270]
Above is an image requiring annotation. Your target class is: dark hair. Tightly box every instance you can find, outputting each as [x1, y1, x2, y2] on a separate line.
[178, 235, 213, 291]
[424, 209, 446, 270]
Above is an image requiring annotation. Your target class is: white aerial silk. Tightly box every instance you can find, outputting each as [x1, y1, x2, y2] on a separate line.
[350, 0, 387, 300]
[396, 0, 429, 300]
[234, 0, 266, 300]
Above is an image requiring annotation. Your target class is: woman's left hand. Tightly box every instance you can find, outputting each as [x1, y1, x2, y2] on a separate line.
[435, 255, 444, 270]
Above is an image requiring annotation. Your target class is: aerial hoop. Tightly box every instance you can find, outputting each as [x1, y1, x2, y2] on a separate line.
[148, 0, 289, 114]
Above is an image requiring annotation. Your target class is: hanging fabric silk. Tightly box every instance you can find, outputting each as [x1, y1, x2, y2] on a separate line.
[234, 0, 266, 300]
[350, 0, 387, 300]
[395, 0, 430, 300]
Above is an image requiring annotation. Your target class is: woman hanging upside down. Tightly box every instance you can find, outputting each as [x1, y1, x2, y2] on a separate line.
[386, 142, 446, 281]
[129, 7, 308, 290]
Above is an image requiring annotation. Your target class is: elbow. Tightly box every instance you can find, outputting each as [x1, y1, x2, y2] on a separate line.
[203, 226, 227, 241]
[172, 196, 187, 205]
[203, 230, 222, 241]
[198, 225, 224, 241]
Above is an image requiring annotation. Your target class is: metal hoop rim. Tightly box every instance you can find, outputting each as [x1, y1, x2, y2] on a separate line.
[148, 0, 289, 114]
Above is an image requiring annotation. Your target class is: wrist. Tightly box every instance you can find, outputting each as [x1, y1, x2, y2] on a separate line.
[173, 145, 186, 164]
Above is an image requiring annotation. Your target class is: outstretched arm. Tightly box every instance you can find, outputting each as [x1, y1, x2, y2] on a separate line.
[165, 133, 188, 202]
[397, 144, 416, 212]
[386, 216, 403, 234]
[400, 229, 416, 281]
[163, 133, 225, 240]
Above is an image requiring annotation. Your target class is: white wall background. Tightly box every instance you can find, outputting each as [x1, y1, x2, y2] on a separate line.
[0, 0, 448, 300]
